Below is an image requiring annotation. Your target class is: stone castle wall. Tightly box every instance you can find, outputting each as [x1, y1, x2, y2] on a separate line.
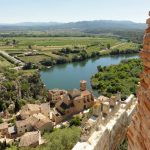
[73, 95, 137, 150]
[127, 12, 150, 150]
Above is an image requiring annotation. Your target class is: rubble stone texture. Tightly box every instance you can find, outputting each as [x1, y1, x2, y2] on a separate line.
[127, 12, 150, 150]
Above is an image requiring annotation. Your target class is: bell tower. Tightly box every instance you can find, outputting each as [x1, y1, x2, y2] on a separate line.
[80, 80, 87, 91]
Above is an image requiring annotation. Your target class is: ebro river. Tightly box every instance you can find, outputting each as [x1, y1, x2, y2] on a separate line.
[40, 54, 139, 96]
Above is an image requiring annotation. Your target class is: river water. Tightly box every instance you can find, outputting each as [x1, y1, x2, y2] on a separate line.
[40, 54, 139, 96]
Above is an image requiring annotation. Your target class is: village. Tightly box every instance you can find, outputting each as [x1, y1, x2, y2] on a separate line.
[0, 80, 136, 148]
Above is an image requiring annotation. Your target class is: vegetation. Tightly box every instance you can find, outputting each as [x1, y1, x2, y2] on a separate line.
[7, 127, 81, 150]
[91, 59, 143, 99]
[110, 42, 140, 55]
[0, 141, 10, 150]
[0, 20, 145, 44]
[0, 69, 47, 112]
[118, 139, 128, 150]
[0, 36, 140, 69]
[69, 116, 81, 126]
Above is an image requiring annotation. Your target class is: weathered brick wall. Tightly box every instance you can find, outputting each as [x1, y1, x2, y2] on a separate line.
[127, 12, 150, 150]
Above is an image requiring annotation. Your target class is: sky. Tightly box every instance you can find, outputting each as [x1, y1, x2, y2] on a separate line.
[0, 0, 149, 23]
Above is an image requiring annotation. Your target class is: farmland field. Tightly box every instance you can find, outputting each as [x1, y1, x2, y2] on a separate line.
[0, 36, 140, 68]
[0, 56, 14, 68]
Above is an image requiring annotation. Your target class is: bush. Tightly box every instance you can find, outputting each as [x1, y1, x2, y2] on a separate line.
[69, 116, 81, 126]
[40, 59, 53, 66]
[91, 59, 143, 99]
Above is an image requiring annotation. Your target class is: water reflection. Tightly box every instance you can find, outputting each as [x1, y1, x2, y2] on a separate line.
[40, 54, 139, 97]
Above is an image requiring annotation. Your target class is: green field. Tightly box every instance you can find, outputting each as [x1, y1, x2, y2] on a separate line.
[0, 56, 14, 69]
[0, 37, 140, 68]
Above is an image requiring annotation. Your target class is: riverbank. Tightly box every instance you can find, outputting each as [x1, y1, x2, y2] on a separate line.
[0, 36, 140, 70]
[40, 53, 139, 97]
[91, 58, 142, 99]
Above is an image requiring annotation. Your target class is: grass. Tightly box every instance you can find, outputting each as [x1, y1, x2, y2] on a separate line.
[18, 55, 52, 64]
[0, 56, 14, 68]
[111, 42, 139, 51]
[0, 37, 120, 52]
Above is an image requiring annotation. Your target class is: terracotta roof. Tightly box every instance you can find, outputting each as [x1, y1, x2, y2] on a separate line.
[16, 120, 31, 128]
[62, 94, 70, 101]
[30, 113, 51, 129]
[0, 122, 8, 130]
[20, 104, 40, 117]
[68, 89, 81, 99]
[81, 90, 91, 96]
[19, 131, 40, 147]
[20, 110, 30, 116]
[21, 104, 40, 112]
[40, 103, 50, 109]
[26, 104, 40, 112]
[74, 96, 82, 101]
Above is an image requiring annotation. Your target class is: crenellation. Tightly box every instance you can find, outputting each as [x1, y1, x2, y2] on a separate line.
[73, 94, 137, 150]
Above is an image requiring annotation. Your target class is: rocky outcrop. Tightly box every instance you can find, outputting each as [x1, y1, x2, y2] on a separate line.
[127, 12, 150, 150]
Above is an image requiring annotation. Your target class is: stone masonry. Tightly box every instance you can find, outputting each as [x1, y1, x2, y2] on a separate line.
[73, 95, 137, 150]
[127, 11, 150, 150]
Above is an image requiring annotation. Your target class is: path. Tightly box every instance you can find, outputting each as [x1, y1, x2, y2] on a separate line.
[0, 51, 25, 66]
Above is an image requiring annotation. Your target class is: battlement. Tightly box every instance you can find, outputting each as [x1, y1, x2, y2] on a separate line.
[72, 95, 137, 150]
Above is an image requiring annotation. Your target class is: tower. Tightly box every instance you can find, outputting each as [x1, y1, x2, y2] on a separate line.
[80, 80, 87, 91]
[127, 11, 150, 150]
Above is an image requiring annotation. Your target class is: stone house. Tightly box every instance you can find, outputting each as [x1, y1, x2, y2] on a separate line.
[20, 104, 40, 120]
[16, 113, 53, 135]
[29, 113, 53, 134]
[48, 89, 67, 104]
[40, 103, 51, 118]
[19, 131, 43, 147]
[51, 81, 94, 124]
[20, 103, 51, 120]
[16, 119, 33, 136]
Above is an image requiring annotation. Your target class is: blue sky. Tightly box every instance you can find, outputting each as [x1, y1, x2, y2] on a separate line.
[0, 0, 149, 23]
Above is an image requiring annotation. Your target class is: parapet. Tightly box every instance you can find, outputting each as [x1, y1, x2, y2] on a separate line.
[73, 94, 137, 150]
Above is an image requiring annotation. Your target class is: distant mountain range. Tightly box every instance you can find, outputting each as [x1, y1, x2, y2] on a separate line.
[0, 20, 146, 31]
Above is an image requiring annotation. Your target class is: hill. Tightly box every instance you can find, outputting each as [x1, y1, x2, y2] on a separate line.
[0, 20, 146, 31]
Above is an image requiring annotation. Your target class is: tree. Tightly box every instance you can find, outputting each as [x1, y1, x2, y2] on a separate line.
[107, 43, 111, 49]
[40, 59, 53, 66]
[0, 101, 4, 112]
[97, 65, 103, 72]
[23, 62, 32, 70]
[28, 45, 32, 49]
[12, 39, 16, 46]
[14, 100, 21, 113]
[69, 116, 81, 126]
[5, 40, 10, 46]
